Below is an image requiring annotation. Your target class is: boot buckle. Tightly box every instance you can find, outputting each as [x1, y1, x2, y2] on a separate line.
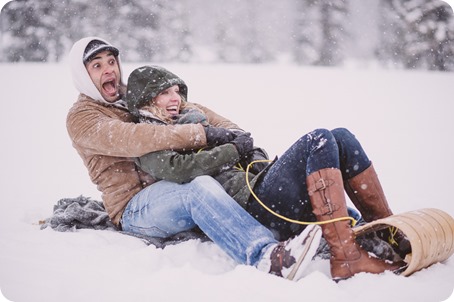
[308, 178, 332, 196]
[313, 200, 338, 216]
[316, 178, 327, 191]
[321, 199, 338, 215]
[326, 200, 334, 215]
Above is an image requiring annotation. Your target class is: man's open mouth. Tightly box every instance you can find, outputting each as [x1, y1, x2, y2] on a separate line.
[102, 80, 117, 96]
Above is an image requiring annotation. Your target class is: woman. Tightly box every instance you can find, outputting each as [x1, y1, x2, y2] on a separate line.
[124, 65, 408, 281]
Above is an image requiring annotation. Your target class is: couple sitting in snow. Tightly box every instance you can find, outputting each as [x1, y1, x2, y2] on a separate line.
[67, 37, 410, 282]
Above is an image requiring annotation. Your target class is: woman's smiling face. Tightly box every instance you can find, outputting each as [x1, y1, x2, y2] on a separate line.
[152, 85, 182, 116]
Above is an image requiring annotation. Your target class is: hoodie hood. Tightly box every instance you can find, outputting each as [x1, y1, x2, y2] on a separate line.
[69, 36, 127, 108]
[125, 65, 188, 118]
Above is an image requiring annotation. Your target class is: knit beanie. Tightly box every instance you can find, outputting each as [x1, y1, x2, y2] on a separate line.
[126, 65, 188, 117]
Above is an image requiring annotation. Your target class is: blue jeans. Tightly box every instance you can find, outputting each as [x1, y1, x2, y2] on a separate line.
[248, 128, 370, 240]
[121, 175, 277, 266]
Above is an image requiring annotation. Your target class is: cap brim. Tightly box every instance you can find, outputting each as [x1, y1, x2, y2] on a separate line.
[83, 45, 119, 63]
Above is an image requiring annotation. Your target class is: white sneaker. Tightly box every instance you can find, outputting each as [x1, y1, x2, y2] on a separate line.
[257, 224, 322, 281]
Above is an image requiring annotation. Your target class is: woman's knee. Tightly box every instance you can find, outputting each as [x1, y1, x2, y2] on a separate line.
[304, 128, 336, 148]
[331, 127, 354, 141]
[310, 128, 331, 137]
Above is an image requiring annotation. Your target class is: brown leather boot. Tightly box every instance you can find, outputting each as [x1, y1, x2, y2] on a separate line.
[307, 168, 402, 280]
[344, 163, 392, 222]
[344, 164, 411, 258]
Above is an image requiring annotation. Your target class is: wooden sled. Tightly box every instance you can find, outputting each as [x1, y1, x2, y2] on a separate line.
[353, 208, 454, 276]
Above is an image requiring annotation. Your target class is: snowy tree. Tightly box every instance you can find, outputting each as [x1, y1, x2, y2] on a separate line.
[151, 0, 193, 62]
[113, 0, 159, 61]
[213, 1, 247, 63]
[213, 0, 274, 63]
[68, 0, 160, 62]
[293, 0, 349, 66]
[318, 0, 348, 66]
[376, 2, 406, 68]
[0, 0, 126, 62]
[1, 0, 163, 62]
[293, 0, 320, 64]
[378, 0, 454, 71]
[0, 0, 452, 71]
[240, 0, 275, 63]
[2, 1, 52, 62]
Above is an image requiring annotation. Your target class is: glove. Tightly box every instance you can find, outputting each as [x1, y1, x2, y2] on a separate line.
[240, 147, 270, 174]
[204, 126, 236, 146]
[177, 109, 208, 125]
[230, 132, 254, 160]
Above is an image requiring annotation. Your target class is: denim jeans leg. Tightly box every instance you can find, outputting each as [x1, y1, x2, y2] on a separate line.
[248, 128, 340, 240]
[331, 128, 371, 179]
[121, 175, 277, 266]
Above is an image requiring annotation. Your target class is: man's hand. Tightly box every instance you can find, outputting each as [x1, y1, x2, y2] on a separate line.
[230, 132, 254, 159]
[204, 126, 236, 146]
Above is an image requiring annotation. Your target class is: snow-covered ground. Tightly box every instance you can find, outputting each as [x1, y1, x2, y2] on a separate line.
[0, 62, 453, 302]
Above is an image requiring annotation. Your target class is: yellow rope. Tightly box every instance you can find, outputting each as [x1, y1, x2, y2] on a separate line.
[245, 159, 357, 226]
[387, 226, 399, 246]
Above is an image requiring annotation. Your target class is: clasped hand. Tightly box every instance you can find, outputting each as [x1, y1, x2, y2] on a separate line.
[204, 126, 253, 160]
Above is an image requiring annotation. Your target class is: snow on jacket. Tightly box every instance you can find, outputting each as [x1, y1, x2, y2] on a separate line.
[66, 37, 239, 226]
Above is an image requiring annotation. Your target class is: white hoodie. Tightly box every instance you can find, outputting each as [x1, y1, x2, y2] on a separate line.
[69, 36, 127, 108]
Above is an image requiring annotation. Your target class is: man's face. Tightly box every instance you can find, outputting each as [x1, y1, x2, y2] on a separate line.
[85, 50, 121, 102]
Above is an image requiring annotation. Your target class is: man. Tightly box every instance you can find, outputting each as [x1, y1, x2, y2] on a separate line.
[68, 37, 209, 226]
[66, 36, 322, 281]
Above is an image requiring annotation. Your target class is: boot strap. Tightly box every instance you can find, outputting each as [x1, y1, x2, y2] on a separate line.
[308, 177, 339, 216]
[313, 199, 340, 216]
[308, 177, 335, 194]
